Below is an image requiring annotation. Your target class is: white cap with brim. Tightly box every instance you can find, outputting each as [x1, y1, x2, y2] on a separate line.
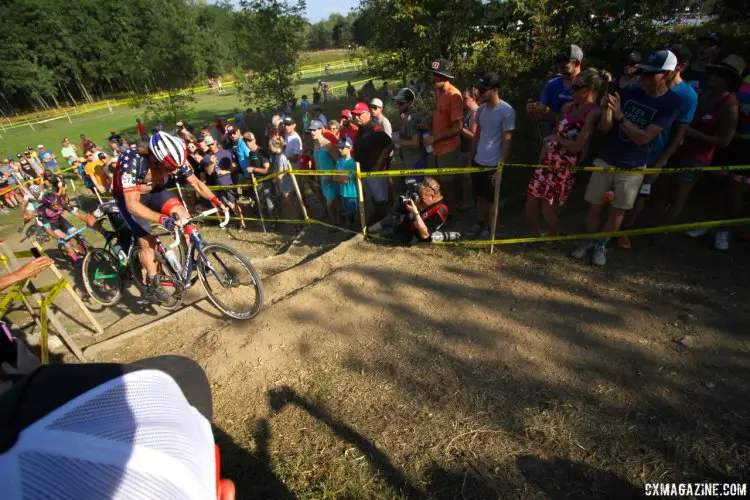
[369, 98, 384, 108]
[638, 50, 678, 73]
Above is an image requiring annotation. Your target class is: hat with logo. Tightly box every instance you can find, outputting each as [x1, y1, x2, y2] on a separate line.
[369, 98, 384, 108]
[282, 116, 295, 126]
[555, 44, 584, 62]
[427, 58, 454, 79]
[476, 72, 502, 92]
[352, 102, 370, 115]
[307, 120, 324, 131]
[337, 136, 354, 149]
[699, 32, 722, 46]
[203, 135, 215, 146]
[340, 109, 352, 119]
[392, 87, 416, 102]
[638, 50, 678, 73]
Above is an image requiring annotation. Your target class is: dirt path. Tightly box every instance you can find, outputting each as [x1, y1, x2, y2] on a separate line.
[92, 230, 750, 498]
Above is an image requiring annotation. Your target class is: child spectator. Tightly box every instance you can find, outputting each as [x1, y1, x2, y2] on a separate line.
[335, 137, 358, 229]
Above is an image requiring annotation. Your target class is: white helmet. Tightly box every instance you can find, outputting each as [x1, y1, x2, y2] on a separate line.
[29, 184, 41, 195]
[149, 131, 186, 170]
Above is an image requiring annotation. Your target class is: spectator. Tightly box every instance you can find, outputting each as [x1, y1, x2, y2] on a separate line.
[37, 145, 58, 173]
[300, 95, 310, 109]
[84, 148, 111, 195]
[528, 45, 584, 133]
[136, 118, 145, 138]
[361, 80, 376, 100]
[369, 98, 392, 137]
[313, 107, 328, 127]
[268, 135, 298, 219]
[346, 80, 356, 101]
[155, 120, 164, 132]
[24, 150, 44, 177]
[244, 107, 253, 126]
[392, 87, 427, 181]
[282, 117, 302, 169]
[309, 120, 340, 223]
[335, 136, 358, 228]
[203, 136, 246, 230]
[43, 170, 67, 202]
[571, 50, 684, 267]
[352, 102, 393, 221]
[212, 115, 225, 136]
[682, 55, 746, 250]
[17, 154, 35, 179]
[175, 121, 197, 142]
[468, 73, 516, 238]
[107, 130, 121, 144]
[79, 134, 96, 151]
[327, 120, 341, 139]
[424, 58, 463, 209]
[617, 52, 642, 90]
[313, 86, 321, 105]
[339, 109, 359, 143]
[683, 32, 722, 93]
[621, 43, 698, 248]
[60, 138, 78, 164]
[186, 140, 205, 182]
[459, 87, 480, 209]
[233, 108, 244, 130]
[526, 68, 608, 237]
[367, 177, 450, 245]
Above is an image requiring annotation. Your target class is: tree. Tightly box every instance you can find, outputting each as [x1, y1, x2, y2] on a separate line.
[235, 0, 307, 107]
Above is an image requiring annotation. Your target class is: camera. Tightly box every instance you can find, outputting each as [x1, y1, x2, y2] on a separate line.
[398, 179, 420, 205]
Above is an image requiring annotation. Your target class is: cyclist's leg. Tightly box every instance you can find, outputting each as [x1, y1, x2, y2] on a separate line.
[46, 221, 77, 260]
[113, 194, 157, 278]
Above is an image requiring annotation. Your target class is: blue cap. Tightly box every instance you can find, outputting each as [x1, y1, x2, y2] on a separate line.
[337, 136, 353, 149]
[638, 50, 678, 73]
[307, 120, 324, 131]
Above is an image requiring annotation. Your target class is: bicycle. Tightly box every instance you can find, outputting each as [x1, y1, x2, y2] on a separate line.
[83, 208, 264, 320]
[19, 216, 50, 245]
[56, 225, 92, 265]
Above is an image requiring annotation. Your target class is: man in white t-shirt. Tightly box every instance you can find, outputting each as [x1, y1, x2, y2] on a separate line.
[282, 116, 302, 168]
[468, 72, 516, 238]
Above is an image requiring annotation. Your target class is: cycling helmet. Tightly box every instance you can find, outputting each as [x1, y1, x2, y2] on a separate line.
[149, 131, 186, 170]
[29, 184, 41, 195]
[41, 192, 62, 206]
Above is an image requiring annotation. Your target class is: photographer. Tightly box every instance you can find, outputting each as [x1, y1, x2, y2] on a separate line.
[367, 177, 454, 245]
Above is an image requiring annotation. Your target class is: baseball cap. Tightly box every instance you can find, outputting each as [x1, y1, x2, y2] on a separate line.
[176, 121, 184, 128]
[369, 98, 384, 108]
[555, 44, 584, 62]
[476, 72, 502, 92]
[669, 44, 692, 65]
[37, 144, 44, 149]
[352, 102, 370, 115]
[282, 116, 295, 126]
[203, 135, 216, 146]
[627, 52, 642, 64]
[638, 50, 678, 73]
[337, 136, 354, 149]
[307, 120, 324, 131]
[6, 156, 12, 162]
[340, 109, 352, 119]
[392, 87, 415, 102]
[427, 58, 454, 79]
[699, 32, 722, 46]
[0, 357, 218, 500]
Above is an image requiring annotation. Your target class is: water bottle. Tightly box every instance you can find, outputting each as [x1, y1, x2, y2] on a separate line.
[112, 243, 127, 264]
[164, 249, 183, 276]
[431, 231, 461, 242]
[423, 132, 433, 154]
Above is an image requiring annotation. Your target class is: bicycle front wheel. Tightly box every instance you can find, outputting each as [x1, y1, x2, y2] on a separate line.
[82, 249, 123, 306]
[197, 243, 264, 320]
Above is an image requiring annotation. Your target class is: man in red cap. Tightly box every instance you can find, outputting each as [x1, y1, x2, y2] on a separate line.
[423, 58, 463, 208]
[339, 109, 359, 144]
[352, 102, 393, 221]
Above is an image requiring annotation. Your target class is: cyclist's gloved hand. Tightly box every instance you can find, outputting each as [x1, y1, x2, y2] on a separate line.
[56, 237, 66, 245]
[159, 215, 177, 232]
[209, 196, 223, 209]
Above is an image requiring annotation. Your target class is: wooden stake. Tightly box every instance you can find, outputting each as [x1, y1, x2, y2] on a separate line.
[489, 164, 504, 255]
[355, 162, 367, 235]
[32, 242, 103, 334]
[288, 166, 309, 221]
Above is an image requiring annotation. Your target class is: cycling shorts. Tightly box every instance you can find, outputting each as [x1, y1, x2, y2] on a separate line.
[44, 217, 73, 234]
[113, 189, 184, 239]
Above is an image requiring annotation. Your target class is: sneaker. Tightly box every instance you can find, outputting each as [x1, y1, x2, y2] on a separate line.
[714, 231, 730, 251]
[617, 235, 632, 249]
[686, 227, 710, 238]
[148, 275, 172, 303]
[592, 244, 607, 267]
[571, 240, 595, 260]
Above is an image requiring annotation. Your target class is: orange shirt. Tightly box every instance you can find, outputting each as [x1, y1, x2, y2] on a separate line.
[432, 81, 463, 156]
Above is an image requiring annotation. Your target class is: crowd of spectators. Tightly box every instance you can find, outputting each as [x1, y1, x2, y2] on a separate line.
[2, 31, 748, 266]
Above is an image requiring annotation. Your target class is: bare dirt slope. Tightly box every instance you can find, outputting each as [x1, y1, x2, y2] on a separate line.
[95, 233, 750, 499]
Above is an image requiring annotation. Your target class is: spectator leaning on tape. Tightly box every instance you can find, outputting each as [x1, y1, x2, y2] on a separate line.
[620, 43, 699, 249]
[571, 49, 683, 267]
[368, 177, 456, 244]
[352, 101, 393, 222]
[467, 72, 516, 239]
[392, 87, 428, 181]
[424, 58, 464, 209]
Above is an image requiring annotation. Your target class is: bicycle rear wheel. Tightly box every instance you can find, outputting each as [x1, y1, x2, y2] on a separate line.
[197, 243, 264, 320]
[82, 249, 123, 306]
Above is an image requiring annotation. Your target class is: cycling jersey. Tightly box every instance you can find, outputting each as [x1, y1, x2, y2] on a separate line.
[112, 148, 193, 195]
[37, 201, 76, 225]
[23, 192, 42, 212]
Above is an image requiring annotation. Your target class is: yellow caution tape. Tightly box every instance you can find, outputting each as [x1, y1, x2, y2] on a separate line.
[358, 166, 496, 178]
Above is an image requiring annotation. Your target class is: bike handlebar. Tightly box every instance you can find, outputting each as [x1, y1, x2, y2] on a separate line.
[61, 225, 88, 242]
[168, 208, 230, 249]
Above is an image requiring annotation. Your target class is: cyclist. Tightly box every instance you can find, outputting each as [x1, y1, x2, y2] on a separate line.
[21, 184, 44, 225]
[37, 193, 101, 262]
[42, 169, 68, 203]
[111, 131, 227, 302]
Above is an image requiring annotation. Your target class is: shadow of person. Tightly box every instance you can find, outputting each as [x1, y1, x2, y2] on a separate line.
[516, 454, 644, 499]
[213, 420, 294, 499]
[268, 386, 424, 498]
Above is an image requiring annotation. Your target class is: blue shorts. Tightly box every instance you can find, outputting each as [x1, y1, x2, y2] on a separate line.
[321, 179, 340, 200]
[341, 197, 358, 215]
[114, 190, 181, 239]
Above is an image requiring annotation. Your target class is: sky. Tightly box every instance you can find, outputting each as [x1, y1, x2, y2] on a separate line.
[305, 0, 359, 22]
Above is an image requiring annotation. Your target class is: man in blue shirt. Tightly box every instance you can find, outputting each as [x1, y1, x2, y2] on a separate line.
[36, 145, 58, 173]
[527, 45, 584, 133]
[572, 50, 683, 267]
[619, 44, 699, 248]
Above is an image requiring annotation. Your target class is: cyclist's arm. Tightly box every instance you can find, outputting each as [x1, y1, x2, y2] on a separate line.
[184, 173, 224, 208]
[123, 190, 164, 224]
